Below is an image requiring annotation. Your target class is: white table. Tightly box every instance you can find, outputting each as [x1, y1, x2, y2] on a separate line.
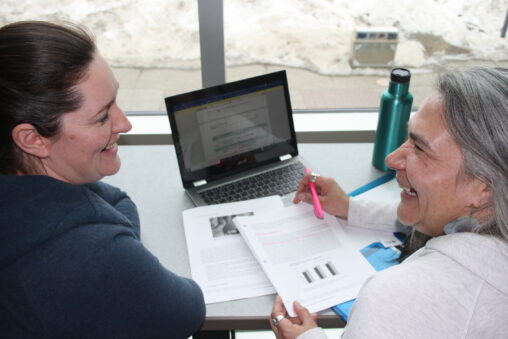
[103, 143, 389, 334]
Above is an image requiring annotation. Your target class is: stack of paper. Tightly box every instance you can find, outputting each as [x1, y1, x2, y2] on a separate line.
[181, 194, 401, 316]
[182, 196, 281, 304]
[234, 203, 376, 316]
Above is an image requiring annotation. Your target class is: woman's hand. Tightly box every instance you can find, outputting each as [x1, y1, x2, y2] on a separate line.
[270, 296, 318, 339]
[293, 174, 350, 219]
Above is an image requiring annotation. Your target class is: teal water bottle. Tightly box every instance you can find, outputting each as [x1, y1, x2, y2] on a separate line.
[372, 68, 413, 171]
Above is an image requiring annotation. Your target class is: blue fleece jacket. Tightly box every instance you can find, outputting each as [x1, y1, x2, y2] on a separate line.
[0, 175, 205, 338]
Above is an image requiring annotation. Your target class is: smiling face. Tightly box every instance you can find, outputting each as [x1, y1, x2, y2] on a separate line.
[41, 53, 132, 184]
[385, 94, 489, 236]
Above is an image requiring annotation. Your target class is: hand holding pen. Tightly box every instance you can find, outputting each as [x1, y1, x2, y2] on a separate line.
[293, 171, 350, 219]
[305, 168, 324, 219]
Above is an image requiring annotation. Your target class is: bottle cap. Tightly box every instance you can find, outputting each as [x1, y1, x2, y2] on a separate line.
[390, 68, 411, 83]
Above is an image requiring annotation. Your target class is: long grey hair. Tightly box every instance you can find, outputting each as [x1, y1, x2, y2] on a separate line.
[399, 67, 508, 261]
[439, 67, 508, 242]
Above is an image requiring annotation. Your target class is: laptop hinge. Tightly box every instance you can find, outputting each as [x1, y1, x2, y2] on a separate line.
[279, 154, 292, 161]
[193, 179, 207, 187]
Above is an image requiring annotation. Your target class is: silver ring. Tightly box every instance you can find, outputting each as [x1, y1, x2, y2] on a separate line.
[310, 172, 319, 183]
[271, 314, 286, 327]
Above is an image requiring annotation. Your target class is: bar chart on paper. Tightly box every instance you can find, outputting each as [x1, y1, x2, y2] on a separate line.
[301, 261, 339, 284]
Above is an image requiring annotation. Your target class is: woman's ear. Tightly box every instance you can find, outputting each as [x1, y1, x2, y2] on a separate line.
[468, 177, 491, 210]
[11, 123, 51, 158]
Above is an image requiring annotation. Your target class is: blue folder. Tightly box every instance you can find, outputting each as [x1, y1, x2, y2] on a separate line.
[331, 242, 400, 321]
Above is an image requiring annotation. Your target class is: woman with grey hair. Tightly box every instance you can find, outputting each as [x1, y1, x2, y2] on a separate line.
[269, 67, 508, 339]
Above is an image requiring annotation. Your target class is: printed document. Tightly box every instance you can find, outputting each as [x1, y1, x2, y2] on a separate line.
[182, 196, 283, 303]
[235, 203, 376, 316]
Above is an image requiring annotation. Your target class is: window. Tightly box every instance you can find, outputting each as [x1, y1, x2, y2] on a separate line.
[222, 0, 508, 110]
[1, 0, 201, 113]
[2, 0, 507, 140]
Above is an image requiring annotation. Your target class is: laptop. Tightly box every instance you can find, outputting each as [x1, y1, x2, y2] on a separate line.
[165, 70, 311, 206]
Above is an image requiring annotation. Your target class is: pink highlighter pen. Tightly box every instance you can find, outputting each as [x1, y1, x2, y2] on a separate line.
[305, 168, 324, 219]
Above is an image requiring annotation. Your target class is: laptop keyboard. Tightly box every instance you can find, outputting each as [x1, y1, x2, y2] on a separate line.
[200, 162, 305, 204]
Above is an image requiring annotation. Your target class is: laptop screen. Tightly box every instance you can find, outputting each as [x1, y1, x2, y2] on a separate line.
[165, 71, 299, 188]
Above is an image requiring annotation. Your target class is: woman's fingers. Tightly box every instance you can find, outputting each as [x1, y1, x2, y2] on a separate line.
[293, 301, 317, 327]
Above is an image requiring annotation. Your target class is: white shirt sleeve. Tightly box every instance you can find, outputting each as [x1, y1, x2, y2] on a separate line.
[347, 197, 402, 232]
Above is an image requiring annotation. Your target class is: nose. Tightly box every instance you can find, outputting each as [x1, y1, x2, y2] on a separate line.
[111, 104, 132, 134]
[385, 142, 408, 171]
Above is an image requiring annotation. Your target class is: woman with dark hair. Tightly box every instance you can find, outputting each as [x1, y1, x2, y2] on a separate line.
[270, 67, 508, 338]
[0, 21, 205, 338]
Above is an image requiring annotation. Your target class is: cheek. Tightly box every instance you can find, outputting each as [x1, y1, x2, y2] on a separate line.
[88, 130, 111, 152]
[67, 135, 89, 155]
[406, 162, 427, 193]
[413, 174, 460, 225]
[68, 135, 104, 159]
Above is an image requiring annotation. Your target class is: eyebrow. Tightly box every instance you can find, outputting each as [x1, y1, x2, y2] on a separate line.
[409, 132, 432, 150]
[93, 99, 114, 117]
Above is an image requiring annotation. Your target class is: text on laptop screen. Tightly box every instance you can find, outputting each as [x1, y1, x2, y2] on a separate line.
[173, 80, 293, 172]
[166, 71, 299, 188]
